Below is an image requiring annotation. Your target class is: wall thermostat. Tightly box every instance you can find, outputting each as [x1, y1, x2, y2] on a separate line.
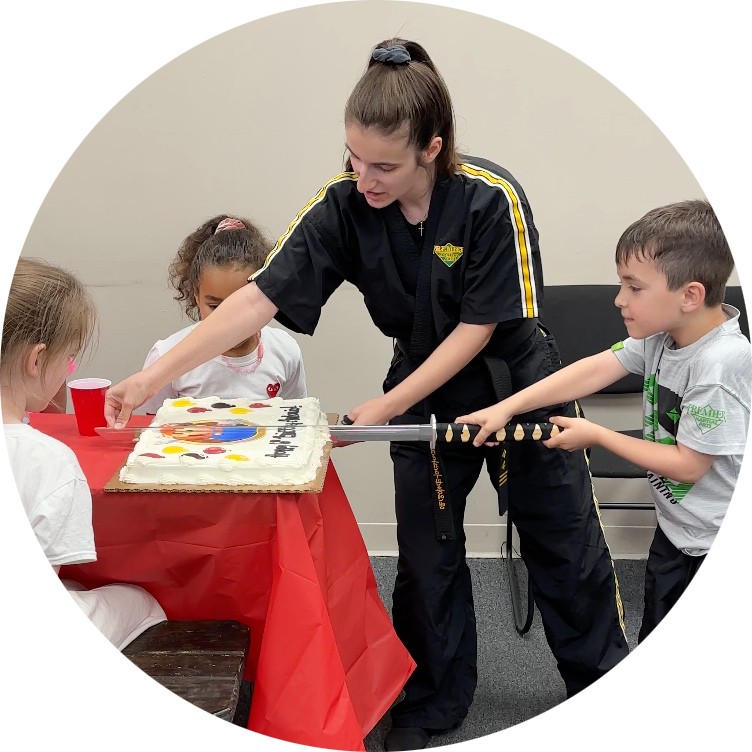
[65, 0, 118, 19]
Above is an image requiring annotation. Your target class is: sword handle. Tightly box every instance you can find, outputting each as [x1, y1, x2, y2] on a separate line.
[435, 421, 561, 443]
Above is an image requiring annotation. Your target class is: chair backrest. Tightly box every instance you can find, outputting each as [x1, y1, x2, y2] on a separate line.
[541, 285, 748, 394]
[541, 285, 641, 394]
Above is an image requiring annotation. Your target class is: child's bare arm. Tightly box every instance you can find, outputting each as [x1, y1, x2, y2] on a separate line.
[544, 417, 715, 484]
[0, 559, 60, 689]
[458, 349, 628, 446]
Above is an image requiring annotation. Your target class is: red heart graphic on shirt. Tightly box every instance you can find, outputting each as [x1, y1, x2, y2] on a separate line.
[266, 383, 281, 398]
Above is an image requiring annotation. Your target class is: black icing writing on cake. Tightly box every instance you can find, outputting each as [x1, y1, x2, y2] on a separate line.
[265, 406, 307, 459]
[273, 424, 299, 440]
[265, 441, 300, 459]
[279, 405, 302, 425]
[183, 453, 207, 460]
[211, 402, 236, 409]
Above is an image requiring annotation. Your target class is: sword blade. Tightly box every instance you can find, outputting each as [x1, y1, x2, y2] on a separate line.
[94, 421, 560, 444]
[93, 424, 431, 442]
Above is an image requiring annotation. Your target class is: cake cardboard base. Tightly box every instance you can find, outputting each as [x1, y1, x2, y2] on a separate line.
[104, 413, 338, 495]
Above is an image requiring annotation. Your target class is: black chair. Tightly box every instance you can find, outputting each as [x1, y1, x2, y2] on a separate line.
[504, 285, 747, 634]
[543, 285, 646, 484]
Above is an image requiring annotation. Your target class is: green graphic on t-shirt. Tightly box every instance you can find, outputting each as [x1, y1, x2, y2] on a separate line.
[611, 341, 625, 352]
[687, 404, 726, 434]
[644, 380, 695, 504]
[644, 373, 658, 405]
[663, 478, 694, 502]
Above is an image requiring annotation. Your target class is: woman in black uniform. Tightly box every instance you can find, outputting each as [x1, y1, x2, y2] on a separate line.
[107, 40, 628, 751]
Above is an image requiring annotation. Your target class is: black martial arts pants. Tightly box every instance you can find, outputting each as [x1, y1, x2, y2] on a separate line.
[388, 327, 629, 731]
[639, 528, 752, 752]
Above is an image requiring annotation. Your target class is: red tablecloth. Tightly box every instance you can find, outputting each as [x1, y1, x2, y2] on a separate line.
[32, 414, 415, 750]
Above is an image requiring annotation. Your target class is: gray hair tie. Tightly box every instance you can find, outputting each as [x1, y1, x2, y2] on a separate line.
[372, 45, 411, 65]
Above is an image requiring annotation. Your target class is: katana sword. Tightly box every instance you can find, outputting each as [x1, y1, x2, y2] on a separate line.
[94, 417, 561, 448]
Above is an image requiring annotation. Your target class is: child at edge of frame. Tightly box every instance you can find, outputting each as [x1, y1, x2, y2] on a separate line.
[457, 200, 752, 752]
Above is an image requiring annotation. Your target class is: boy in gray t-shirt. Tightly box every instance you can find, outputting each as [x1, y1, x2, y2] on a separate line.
[458, 199, 750, 642]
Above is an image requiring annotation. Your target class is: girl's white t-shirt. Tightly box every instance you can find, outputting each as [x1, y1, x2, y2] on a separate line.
[0, 423, 165, 710]
[141, 323, 307, 414]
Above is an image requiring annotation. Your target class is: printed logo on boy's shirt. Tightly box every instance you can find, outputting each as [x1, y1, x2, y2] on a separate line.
[729, 632, 752, 655]
[611, 341, 624, 352]
[686, 404, 726, 434]
[433, 243, 463, 267]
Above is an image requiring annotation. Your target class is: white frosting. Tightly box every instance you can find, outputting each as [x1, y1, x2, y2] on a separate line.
[119, 396, 329, 487]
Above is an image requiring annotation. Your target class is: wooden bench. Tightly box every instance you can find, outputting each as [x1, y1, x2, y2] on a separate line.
[0, 621, 249, 752]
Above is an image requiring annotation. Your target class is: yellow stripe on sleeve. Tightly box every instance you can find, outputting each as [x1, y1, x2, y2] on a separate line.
[250, 172, 357, 281]
[458, 163, 538, 318]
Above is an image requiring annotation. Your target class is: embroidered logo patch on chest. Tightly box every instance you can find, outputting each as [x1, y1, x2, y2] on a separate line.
[434, 243, 464, 267]
[686, 404, 726, 434]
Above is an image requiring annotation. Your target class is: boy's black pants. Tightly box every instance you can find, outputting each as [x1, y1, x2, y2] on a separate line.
[639, 528, 752, 752]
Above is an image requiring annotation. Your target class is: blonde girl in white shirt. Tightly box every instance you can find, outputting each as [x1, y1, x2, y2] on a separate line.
[2, 257, 165, 649]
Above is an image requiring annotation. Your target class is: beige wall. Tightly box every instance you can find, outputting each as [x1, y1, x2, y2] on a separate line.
[21, 1, 726, 556]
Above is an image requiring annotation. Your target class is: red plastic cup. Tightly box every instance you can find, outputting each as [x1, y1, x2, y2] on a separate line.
[68, 378, 111, 436]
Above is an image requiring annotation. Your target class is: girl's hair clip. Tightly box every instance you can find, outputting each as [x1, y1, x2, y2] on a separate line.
[215, 217, 247, 234]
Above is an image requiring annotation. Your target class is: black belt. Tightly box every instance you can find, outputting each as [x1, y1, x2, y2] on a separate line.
[481, 355, 513, 517]
[396, 318, 538, 538]
[480, 318, 538, 517]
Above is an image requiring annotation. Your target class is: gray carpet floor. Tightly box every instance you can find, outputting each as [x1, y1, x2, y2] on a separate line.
[233, 557, 646, 747]
[366, 558, 648, 752]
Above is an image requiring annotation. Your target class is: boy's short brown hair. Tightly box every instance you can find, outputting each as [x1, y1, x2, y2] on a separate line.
[615, 199, 734, 307]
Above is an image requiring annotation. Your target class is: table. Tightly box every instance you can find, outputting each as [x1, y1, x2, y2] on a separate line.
[32, 414, 415, 750]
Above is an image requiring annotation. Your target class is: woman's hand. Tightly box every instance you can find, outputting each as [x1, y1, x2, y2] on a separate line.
[542, 416, 603, 451]
[329, 396, 400, 448]
[347, 395, 400, 427]
[455, 402, 514, 447]
[104, 373, 153, 428]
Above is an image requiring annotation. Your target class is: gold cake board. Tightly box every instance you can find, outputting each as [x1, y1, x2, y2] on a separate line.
[104, 413, 338, 495]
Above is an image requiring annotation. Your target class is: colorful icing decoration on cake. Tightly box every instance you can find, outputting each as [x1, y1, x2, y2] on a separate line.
[119, 396, 329, 487]
[159, 420, 265, 444]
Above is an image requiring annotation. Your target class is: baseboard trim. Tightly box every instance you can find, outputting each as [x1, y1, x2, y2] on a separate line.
[360, 521, 654, 559]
